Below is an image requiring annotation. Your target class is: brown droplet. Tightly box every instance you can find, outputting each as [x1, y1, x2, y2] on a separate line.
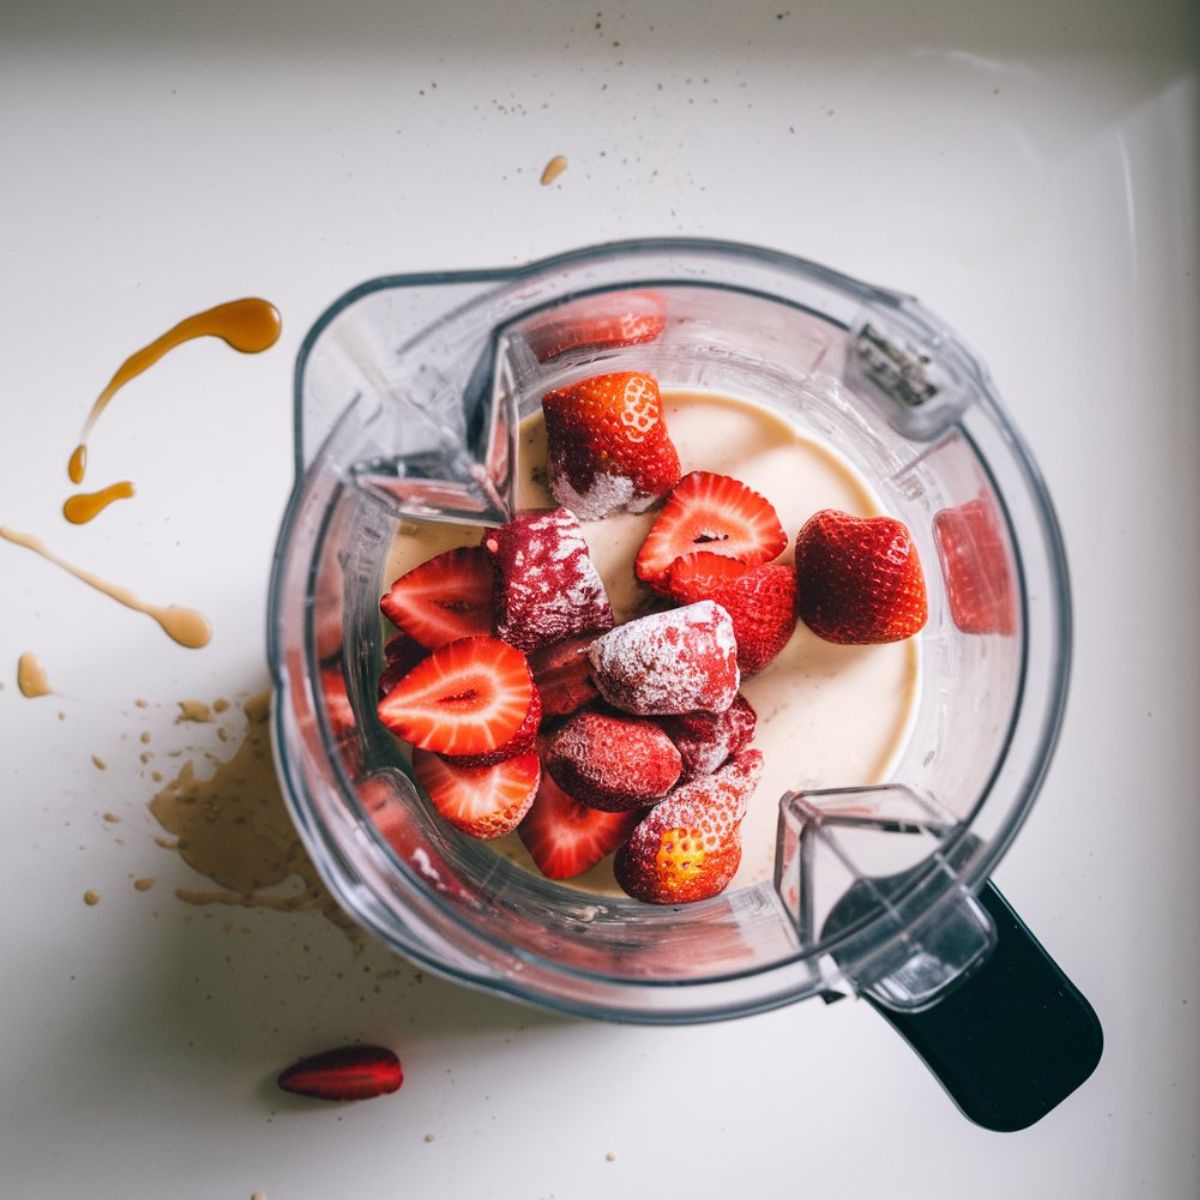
[135, 698, 149, 708]
[140, 731, 152, 745]
[133, 877, 156, 892]
[213, 697, 231, 713]
[540, 154, 569, 185]
[102, 812, 121, 823]
[63, 481, 135, 526]
[176, 699, 214, 724]
[83, 890, 101, 906]
[16, 652, 52, 698]
[91, 754, 107, 771]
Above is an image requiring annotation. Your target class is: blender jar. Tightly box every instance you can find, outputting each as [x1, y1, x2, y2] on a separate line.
[267, 238, 1101, 1130]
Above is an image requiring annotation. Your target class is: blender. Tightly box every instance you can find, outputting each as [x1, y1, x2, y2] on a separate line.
[267, 238, 1102, 1131]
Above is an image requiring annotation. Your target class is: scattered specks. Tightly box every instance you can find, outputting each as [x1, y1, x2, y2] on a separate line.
[83, 889, 100, 906]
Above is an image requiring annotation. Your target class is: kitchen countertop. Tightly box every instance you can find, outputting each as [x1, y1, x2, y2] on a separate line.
[2, 2, 1197, 1197]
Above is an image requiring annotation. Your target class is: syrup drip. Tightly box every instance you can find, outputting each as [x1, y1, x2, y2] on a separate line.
[17, 652, 53, 698]
[0, 525, 212, 649]
[67, 297, 282, 485]
[63, 481, 136, 525]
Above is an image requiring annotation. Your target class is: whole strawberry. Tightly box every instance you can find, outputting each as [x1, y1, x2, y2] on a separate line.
[659, 694, 757, 781]
[794, 510, 927, 645]
[541, 371, 681, 520]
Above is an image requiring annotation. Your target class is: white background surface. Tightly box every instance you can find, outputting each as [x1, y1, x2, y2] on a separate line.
[2, 2, 1198, 1197]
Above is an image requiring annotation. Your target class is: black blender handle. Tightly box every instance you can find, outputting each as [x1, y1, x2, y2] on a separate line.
[864, 882, 1103, 1132]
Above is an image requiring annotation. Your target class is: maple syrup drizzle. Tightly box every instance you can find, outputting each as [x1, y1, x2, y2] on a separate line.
[67, 297, 282, 485]
[63, 481, 136, 525]
[0, 525, 212, 648]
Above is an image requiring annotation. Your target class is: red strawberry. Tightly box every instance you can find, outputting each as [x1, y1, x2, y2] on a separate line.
[412, 748, 540, 838]
[794, 510, 928, 644]
[523, 290, 667, 363]
[377, 636, 537, 758]
[518, 766, 639, 879]
[446, 683, 542, 767]
[527, 634, 600, 718]
[481, 508, 613, 651]
[545, 711, 682, 812]
[635, 471, 787, 592]
[665, 552, 797, 674]
[933, 497, 1016, 635]
[277, 1045, 403, 1102]
[541, 372, 681, 519]
[659, 694, 757, 781]
[380, 547, 493, 649]
[614, 749, 763, 904]
[587, 600, 740, 716]
[378, 633, 429, 698]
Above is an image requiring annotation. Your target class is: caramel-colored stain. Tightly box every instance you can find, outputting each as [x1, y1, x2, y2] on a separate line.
[16, 652, 52, 698]
[133, 877, 156, 892]
[176, 699, 213, 724]
[0, 525, 212, 649]
[83, 890, 100, 906]
[63, 481, 135, 525]
[540, 154, 568, 185]
[148, 692, 350, 930]
[91, 754, 107, 771]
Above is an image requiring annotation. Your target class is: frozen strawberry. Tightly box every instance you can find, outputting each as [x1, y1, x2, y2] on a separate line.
[545, 711, 682, 812]
[934, 497, 1016, 635]
[482, 508, 613, 651]
[659, 694, 757, 781]
[795, 510, 928, 644]
[518, 765, 639, 879]
[665, 551, 797, 674]
[378, 633, 429, 698]
[277, 1045, 403, 1102]
[587, 600, 740, 716]
[635, 471, 787, 592]
[377, 636, 537, 758]
[527, 633, 600, 719]
[541, 372, 681, 519]
[412, 748, 540, 838]
[614, 749, 763, 904]
[380, 547, 493, 649]
[523, 290, 667, 363]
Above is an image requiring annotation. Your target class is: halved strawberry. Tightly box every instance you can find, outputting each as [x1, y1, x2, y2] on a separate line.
[794, 510, 927, 644]
[377, 636, 536, 758]
[522, 290, 667, 363]
[448, 683, 542, 767]
[614, 749, 763, 904]
[518, 765, 639, 879]
[541, 371, 681, 520]
[412, 748, 540, 839]
[528, 634, 600, 719]
[380, 547, 493, 649]
[666, 552, 797, 674]
[277, 1045, 403, 1102]
[378, 633, 429, 698]
[635, 471, 787, 592]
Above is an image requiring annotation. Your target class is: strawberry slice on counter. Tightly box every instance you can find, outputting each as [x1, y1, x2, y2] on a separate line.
[587, 600, 740, 716]
[377, 635, 538, 759]
[378, 632, 430, 698]
[614, 748, 764, 904]
[482, 508, 614, 651]
[659, 694, 757, 782]
[522, 290, 667, 363]
[634, 471, 787, 593]
[277, 1045, 403, 1102]
[541, 371, 681, 520]
[794, 510, 928, 645]
[412, 748, 540, 838]
[544, 710, 683, 812]
[380, 546, 494, 649]
[665, 551, 797, 675]
[518, 765, 640, 880]
[527, 633, 601, 719]
[933, 497, 1016, 636]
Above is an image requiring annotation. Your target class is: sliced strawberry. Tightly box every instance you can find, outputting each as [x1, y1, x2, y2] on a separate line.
[447, 683, 542, 767]
[518, 766, 639, 880]
[378, 633, 429, 698]
[277, 1045, 403, 1102]
[659, 694, 757, 781]
[545, 711, 682, 812]
[933, 497, 1015, 635]
[635, 471, 787, 592]
[377, 636, 536, 758]
[794, 510, 927, 645]
[528, 634, 600, 719]
[587, 600, 740, 716]
[412, 748, 540, 839]
[380, 547, 493, 649]
[522, 290, 667, 363]
[541, 371, 681, 520]
[482, 508, 613, 651]
[615, 749, 764, 904]
[666, 552, 797, 674]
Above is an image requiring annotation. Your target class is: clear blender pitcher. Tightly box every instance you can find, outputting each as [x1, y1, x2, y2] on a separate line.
[267, 238, 1101, 1131]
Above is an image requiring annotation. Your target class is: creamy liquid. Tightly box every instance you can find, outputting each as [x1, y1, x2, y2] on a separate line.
[383, 389, 920, 895]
